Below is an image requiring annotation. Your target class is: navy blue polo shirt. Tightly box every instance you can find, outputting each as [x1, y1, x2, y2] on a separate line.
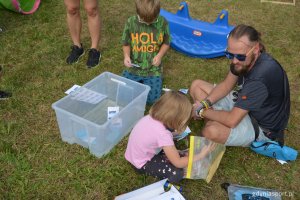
[234, 52, 290, 132]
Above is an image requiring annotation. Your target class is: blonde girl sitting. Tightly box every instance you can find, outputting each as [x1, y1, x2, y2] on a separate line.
[125, 91, 214, 182]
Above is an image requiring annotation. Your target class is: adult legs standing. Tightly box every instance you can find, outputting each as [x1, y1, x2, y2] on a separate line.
[84, 0, 100, 50]
[64, 0, 101, 67]
[64, 0, 82, 48]
[84, 0, 101, 68]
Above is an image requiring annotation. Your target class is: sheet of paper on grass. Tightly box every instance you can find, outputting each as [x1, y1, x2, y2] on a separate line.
[277, 159, 288, 165]
[115, 179, 185, 200]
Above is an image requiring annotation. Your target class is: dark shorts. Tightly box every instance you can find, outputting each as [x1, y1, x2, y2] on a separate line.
[136, 152, 184, 183]
[122, 70, 162, 104]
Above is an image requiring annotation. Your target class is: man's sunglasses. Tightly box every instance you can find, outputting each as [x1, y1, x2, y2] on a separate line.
[225, 45, 256, 61]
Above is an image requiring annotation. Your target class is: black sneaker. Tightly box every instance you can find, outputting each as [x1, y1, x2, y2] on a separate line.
[86, 48, 101, 68]
[0, 90, 12, 100]
[66, 44, 84, 64]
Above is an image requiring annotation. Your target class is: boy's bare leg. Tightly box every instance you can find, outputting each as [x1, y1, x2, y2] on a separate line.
[64, 0, 82, 47]
[84, 0, 100, 49]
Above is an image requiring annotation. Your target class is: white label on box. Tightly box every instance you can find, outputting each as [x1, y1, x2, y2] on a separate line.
[70, 87, 107, 104]
[107, 107, 119, 120]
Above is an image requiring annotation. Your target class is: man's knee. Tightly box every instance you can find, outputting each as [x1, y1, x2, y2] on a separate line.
[190, 79, 206, 95]
[190, 79, 203, 91]
[202, 122, 219, 140]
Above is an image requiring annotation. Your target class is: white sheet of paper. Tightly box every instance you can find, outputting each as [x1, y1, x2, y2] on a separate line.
[179, 88, 189, 94]
[115, 179, 185, 200]
[65, 84, 81, 95]
[70, 87, 107, 104]
[149, 186, 185, 200]
[277, 159, 288, 165]
[162, 87, 171, 92]
[173, 126, 191, 141]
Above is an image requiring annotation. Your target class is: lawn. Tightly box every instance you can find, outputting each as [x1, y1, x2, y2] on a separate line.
[0, 0, 299, 199]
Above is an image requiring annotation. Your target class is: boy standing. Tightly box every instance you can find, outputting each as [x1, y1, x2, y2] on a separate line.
[122, 0, 170, 104]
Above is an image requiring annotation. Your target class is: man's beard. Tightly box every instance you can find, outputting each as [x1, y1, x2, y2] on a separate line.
[230, 54, 256, 76]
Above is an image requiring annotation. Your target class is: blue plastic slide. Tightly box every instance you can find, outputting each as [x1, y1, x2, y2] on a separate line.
[160, 2, 234, 58]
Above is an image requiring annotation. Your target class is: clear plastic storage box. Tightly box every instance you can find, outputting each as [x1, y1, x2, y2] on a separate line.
[52, 72, 150, 157]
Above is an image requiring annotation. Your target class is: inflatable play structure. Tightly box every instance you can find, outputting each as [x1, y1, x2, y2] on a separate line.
[0, 0, 40, 14]
[160, 2, 234, 58]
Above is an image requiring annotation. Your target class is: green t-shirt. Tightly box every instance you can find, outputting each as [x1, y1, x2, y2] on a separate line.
[122, 15, 171, 77]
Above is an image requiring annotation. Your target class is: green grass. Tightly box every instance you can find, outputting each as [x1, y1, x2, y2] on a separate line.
[0, 0, 299, 199]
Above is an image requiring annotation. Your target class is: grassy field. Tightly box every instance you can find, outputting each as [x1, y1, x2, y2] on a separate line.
[0, 0, 299, 199]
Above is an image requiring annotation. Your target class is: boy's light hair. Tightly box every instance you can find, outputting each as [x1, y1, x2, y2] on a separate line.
[149, 91, 192, 133]
[135, 0, 160, 24]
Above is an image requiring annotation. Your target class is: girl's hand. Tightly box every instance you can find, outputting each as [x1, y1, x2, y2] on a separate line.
[152, 55, 162, 66]
[178, 149, 189, 157]
[194, 142, 217, 161]
[124, 57, 132, 67]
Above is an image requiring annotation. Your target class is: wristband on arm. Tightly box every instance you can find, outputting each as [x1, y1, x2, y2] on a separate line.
[196, 99, 213, 118]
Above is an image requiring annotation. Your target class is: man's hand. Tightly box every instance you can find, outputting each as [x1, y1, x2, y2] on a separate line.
[192, 99, 212, 119]
[192, 101, 203, 119]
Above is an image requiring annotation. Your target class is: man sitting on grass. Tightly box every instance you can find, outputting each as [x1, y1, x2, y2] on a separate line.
[189, 24, 290, 147]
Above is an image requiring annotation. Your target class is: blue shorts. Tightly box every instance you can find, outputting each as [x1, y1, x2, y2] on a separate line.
[122, 70, 162, 104]
[213, 91, 271, 147]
